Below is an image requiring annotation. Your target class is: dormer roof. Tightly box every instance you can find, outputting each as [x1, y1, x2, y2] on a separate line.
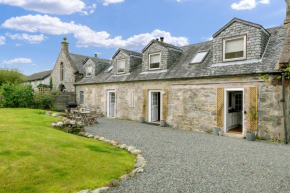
[112, 48, 142, 59]
[212, 18, 270, 38]
[142, 39, 184, 53]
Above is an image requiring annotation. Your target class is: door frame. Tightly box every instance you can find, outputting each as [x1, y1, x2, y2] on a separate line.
[148, 90, 163, 123]
[224, 88, 245, 136]
[107, 90, 116, 118]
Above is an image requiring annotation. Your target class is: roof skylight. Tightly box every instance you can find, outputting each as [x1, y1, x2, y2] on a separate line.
[106, 66, 113, 72]
[191, 51, 209, 64]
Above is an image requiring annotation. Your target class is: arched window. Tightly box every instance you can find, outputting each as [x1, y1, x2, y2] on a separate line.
[60, 62, 64, 81]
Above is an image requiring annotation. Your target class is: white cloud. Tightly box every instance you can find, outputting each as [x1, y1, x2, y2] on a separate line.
[0, 0, 96, 15]
[102, 0, 124, 6]
[2, 14, 189, 50]
[2, 58, 33, 65]
[0, 36, 5, 45]
[6, 33, 47, 44]
[231, 0, 270, 10]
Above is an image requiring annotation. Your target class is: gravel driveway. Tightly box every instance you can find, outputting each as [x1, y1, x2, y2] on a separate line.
[86, 118, 290, 193]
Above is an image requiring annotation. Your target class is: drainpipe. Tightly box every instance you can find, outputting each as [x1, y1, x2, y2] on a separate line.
[281, 74, 288, 144]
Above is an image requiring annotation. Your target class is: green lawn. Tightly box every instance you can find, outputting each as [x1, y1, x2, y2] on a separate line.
[0, 108, 135, 193]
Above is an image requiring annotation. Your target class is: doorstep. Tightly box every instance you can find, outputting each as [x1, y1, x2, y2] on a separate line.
[223, 132, 244, 139]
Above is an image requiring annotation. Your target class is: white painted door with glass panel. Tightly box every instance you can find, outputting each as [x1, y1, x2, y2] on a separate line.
[151, 92, 159, 122]
[109, 92, 116, 117]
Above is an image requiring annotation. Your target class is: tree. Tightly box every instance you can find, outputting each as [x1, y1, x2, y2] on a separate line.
[0, 68, 27, 86]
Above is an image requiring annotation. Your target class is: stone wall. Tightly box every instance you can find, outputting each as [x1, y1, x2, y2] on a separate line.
[213, 22, 270, 64]
[51, 51, 76, 92]
[76, 75, 289, 141]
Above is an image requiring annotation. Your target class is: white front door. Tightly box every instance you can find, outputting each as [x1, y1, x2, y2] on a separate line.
[151, 92, 159, 122]
[109, 92, 115, 117]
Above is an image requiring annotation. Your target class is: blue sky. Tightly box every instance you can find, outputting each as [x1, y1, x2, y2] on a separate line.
[0, 0, 286, 75]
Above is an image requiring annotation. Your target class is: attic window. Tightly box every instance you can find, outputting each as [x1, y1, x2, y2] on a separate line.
[149, 52, 161, 70]
[86, 66, 92, 77]
[191, 51, 208, 64]
[117, 59, 125, 74]
[106, 66, 113, 73]
[223, 35, 246, 62]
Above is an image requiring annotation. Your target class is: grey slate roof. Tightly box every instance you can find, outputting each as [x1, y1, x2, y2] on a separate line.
[75, 26, 286, 85]
[213, 18, 270, 38]
[27, 70, 52, 81]
[112, 48, 142, 59]
[142, 39, 184, 52]
[68, 53, 89, 74]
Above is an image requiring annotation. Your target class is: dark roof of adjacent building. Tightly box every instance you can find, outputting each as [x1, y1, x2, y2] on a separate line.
[112, 48, 142, 59]
[27, 70, 52, 81]
[142, 39, 184, 52]
[76, 25, 286, 85]
[213, 18, 270, 38]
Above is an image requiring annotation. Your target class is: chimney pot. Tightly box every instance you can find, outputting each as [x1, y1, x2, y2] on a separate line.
[160, 37, 164, 42]
[156, 38, 159, 41]
[61, 37, 69, 53]
[95, 53, 98, 57]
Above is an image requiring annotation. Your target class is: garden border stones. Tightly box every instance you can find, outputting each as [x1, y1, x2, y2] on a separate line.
[77, 132, 146, 193]
[47, 112, 146, 193]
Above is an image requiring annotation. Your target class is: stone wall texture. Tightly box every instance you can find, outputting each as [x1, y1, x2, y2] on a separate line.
[76, 75, 290, 141]
[213, 22, 270, 64]
[51, 51, 76, 92]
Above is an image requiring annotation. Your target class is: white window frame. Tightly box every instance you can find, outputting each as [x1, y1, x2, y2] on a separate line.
[191, 51, 209, 64]
[149, 52, 161, 70]
[86, 66, 93, 77]
[223, 35, 247, 62]
[117, 59, 125, 74]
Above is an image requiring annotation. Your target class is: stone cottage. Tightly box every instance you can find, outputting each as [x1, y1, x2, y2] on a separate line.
[27, 70, 52, 88]
[74, 13, 290, 140]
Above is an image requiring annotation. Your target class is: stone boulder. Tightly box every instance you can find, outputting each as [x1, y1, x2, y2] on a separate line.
[131, 149, 142, 155]
[51, 123, 57, 127]
[87, 134, 94, 138]
[52, 113, 61, 117]
[120, 144, 127, 149]
[127, 146, 135, 152]
[57, 122, 64, 127]
[109, 179, 120, 187]
[110, 141, 119, 146]
[94, 135, 100, 140]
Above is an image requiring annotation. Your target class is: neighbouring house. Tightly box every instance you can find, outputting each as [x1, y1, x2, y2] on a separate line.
[27, 70, 52, 88]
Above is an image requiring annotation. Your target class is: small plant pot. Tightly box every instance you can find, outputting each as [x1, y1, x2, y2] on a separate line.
[246, 133, 256, 141]
[160, 120, 166, 127]
[219, 131, 224, 136]
[213, 127, 221, 136]
[139, 117, 145, 123]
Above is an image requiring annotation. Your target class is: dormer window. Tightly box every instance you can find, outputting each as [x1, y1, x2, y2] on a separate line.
[191, 51, 209, 64]
[86, 66, 92, 77]
[149, 52, 161, 70]
[117, 59, 125, 74]
[223, 35, 246, 62]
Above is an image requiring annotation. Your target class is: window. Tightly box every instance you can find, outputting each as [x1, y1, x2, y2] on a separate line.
[60, 62, 64, 81]
[149, 53, 161, 70]
[106, 66, 113, 73]
[117, 59, 125, 74]
[86, 66, 93, 77]
[80, 91, 84, 104]
[191, 51, 208, 64]
[223, 35, 246, 61]
[235, 94, 243, 111]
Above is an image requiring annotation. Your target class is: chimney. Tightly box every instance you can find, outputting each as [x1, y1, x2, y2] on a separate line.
[156, 38, 159, 41]
[61, 37, 69, 54]
[285, 0, 290, 28]
[94, 53, 98, 57]
[279, 0, 290, 69]
[160, 37, 164, 42]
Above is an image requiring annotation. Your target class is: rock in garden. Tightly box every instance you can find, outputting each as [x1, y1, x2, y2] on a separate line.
[105, 139, 111, 143]
[79, 132, 86, 136]
[70, 120, 76, 125]
[99, 137, 105, 141]
[87, 134, 94, 138]
[51, 123, 56, 127]
[91, 187, 109, 193]
[119, 174, 129, 182]
[64, 120, 71, 125]
[45, 112, 51, 116]
[63, 117, 68, 121]
[136, 168, 144, 173]
[52, 113, 60, 117]
[136, 156, 146, 162]
[94, 135, 100, 140]
[110, 141, 119, 146]
[77, 122, 84, 127]
[57, 122, 64, 127]
[109, 179, 120, 187]
[120, 144, 127, 149]
[127, 146, 135, 152]
[135, 161, 146, 168]
[84, 133, 90, 137]
[131, 149, 142, 155]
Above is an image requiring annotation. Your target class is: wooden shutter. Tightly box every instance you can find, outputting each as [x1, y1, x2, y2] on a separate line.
[216, 88, 224, 127]
[249, 87, 258, 130]
[162, 89, 168, 121]
[142, 89, 147, 117]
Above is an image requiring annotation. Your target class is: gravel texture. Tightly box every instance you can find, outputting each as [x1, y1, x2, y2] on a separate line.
[86, 118, 290, 193]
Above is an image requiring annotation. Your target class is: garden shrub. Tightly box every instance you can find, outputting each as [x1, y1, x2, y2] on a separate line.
[0, 68, 26, 86]
[34, 92, 57, 110]
[0, 83, 34, 108]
